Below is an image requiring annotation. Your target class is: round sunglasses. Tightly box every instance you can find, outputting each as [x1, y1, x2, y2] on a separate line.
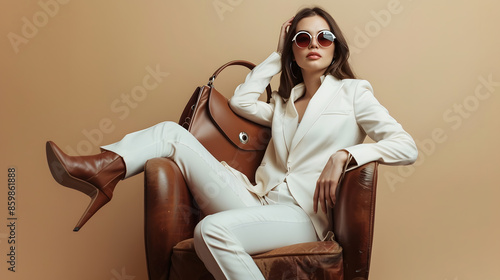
[292, 30, 336, 48]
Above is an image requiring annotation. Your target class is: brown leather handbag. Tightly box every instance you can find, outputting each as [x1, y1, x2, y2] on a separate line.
[178, 60, 272, 183]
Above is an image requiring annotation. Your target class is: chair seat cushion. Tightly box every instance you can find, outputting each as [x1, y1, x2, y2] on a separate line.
[169, 238, 344, 280]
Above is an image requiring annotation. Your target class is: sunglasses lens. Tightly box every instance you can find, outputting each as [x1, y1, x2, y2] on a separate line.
[295, 33, 310, 48]
[318, 32, 334, 47]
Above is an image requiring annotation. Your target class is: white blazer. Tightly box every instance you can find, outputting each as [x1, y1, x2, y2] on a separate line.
[227, 52, 418, 239]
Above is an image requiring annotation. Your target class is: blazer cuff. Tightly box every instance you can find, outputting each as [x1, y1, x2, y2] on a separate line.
[342, 145, 378, 171]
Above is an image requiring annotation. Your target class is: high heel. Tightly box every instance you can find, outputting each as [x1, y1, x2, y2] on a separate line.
[45, 141, 125, 231]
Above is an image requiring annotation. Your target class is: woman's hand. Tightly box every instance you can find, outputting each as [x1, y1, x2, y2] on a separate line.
[313, 150, 351, 213]
[277, 17, 294, 54]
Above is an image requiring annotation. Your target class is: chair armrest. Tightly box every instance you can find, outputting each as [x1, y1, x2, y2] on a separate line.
[333, 161, 378, 280]
[144, 158, 200, 280]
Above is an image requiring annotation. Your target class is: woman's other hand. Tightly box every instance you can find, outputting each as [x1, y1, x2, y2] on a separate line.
[277, 17, 294, 54]
[313, 150, 350, 213]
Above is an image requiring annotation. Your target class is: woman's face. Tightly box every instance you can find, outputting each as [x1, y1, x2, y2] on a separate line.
[292, 15, 335, 75]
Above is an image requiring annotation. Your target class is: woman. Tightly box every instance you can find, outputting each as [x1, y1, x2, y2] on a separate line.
[46, 6, 417, 279]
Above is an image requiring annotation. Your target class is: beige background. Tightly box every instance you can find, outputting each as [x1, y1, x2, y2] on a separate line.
[1, 0, 499, 279]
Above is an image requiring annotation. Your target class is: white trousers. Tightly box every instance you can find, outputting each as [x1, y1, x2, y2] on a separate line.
[102, 121, 318, 280]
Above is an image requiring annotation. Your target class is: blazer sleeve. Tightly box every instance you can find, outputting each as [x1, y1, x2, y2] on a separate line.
[229, 52, 282, 127]
[344, 80, 418, 167]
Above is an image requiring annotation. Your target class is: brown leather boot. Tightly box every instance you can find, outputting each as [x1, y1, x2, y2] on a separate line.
[46, 141, 126, 231]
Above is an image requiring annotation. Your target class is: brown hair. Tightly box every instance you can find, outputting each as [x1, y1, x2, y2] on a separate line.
[278, 7, 356, 99]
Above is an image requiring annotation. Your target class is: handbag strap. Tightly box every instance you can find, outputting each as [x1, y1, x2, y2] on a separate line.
[208, 60, 273, 102]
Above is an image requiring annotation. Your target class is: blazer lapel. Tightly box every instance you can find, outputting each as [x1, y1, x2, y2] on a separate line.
[281, 83, 305, 153]
[290, 75, 344, 151]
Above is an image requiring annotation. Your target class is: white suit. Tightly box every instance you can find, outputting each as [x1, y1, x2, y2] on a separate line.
[102, 52, 418, 279]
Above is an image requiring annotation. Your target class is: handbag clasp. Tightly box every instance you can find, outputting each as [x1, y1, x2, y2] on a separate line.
[239, 132, 249, 144]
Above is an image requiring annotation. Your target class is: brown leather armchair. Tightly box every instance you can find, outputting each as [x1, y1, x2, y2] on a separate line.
[143, 155, 378, 280]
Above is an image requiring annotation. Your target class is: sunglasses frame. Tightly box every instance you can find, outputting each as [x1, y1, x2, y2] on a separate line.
[292, 30, 336, 48]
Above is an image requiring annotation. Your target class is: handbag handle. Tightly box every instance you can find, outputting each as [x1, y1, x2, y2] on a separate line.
[208, 60, 273, 102]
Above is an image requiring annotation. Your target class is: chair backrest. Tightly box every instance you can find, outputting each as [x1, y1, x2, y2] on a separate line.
[333, 162, 378, 280]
